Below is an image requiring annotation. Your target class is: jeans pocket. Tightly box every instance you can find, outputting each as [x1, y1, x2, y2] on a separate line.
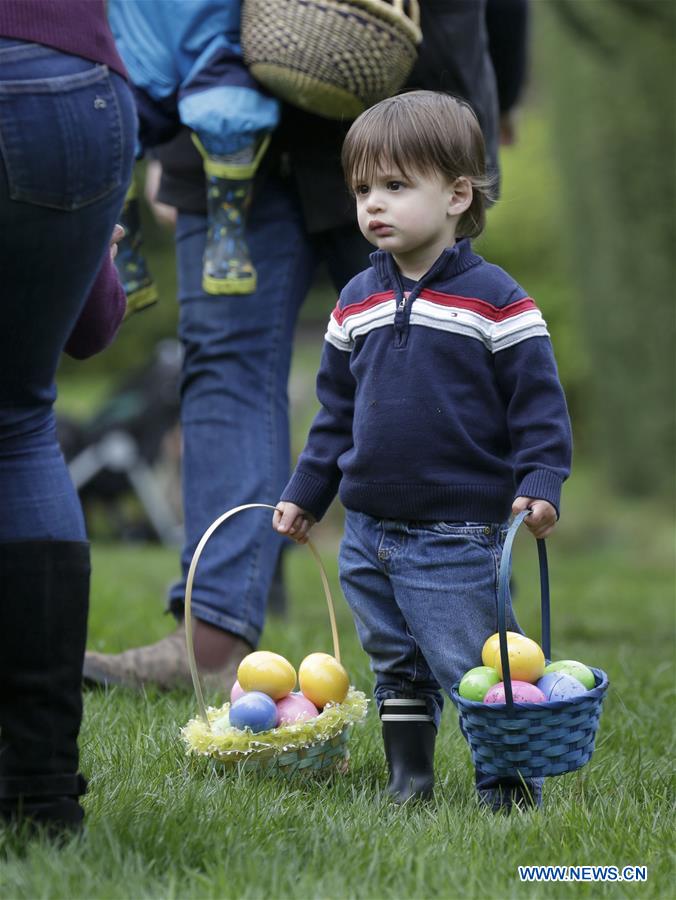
[0, 65, 123, 210]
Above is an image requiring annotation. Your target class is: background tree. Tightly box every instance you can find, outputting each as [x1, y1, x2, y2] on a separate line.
[539, 0, 675, 505]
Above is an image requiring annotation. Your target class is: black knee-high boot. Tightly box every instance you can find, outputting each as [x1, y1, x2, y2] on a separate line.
[380, 698, 436, 803]
[0, 542, 90, 833]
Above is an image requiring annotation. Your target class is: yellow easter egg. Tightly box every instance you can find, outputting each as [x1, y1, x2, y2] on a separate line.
[481, 631, 523, 668]
[298, 652, 349, 708]
[237, 651, 296, 700]
[485, 633, 545, 683]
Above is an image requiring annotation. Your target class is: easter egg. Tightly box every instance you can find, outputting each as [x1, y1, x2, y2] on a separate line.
[481, 631, 523, 667]
[537, 672, 587, 702]
[276, 692, 319, 725]
[298, 652, 349, 708]
[230, 679, 245, 703]
[483, 632, 545, 683]
[544, 659, 596, 691]
[237, 651, 296, 700]
[484, 681, 546, 705]
[229, 691, 279, 732]
[458, 666, 500, 702]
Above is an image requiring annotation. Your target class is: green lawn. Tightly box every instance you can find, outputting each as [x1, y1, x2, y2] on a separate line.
[8, 93, 674, 900]
[1, 474, 673, 899]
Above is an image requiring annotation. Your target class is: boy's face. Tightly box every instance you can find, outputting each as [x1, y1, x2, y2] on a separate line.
[353, 162, 469, 278]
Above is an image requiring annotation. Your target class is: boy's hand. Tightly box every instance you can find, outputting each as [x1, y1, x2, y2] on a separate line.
[273, 502, 315, 544]
[512, 497, 558, 539]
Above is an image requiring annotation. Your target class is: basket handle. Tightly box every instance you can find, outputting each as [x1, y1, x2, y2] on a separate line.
[496, 509, 551, 712]
[391, 0, 420, 29]
[184, 503, 341, 727]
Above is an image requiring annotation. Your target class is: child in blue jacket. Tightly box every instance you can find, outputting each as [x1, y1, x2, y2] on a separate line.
[274, 90, 572, 811]
[108, 0, 279, 308]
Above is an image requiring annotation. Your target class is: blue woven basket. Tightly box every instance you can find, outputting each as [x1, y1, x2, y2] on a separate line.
[451, 510, 609, 779]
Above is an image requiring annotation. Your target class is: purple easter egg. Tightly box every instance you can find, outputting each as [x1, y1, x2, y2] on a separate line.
[230, 679, 245, 703]
[536, 672, 587, 702]
[229, 691, 279, 732]
[484, 680, 547, 705]
[276, 691, 319, 725]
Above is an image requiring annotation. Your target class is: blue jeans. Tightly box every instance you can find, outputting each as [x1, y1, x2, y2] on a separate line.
[0, 39, 136, 541]
[339, 511, 517, 727]
[339, 510, 541, 798]
[168, 175, 371, 645]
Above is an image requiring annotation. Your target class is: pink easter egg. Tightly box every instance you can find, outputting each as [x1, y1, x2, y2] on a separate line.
[230, 679, 245, 703]
[276, 691, 319, 725]
[484, 680, 547, 705]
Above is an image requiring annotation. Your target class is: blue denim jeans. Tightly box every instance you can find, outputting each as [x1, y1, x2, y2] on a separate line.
[339, 511, 518, 726]
[0, 39, 136, 541]
[168, 176, 371, 645]
[339, 510, 542, 799]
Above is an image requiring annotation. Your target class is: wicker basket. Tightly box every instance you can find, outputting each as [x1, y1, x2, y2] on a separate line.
[181, 503, 367, 775]
[241, 0, 422, 119]
[451, 510, 609, 780]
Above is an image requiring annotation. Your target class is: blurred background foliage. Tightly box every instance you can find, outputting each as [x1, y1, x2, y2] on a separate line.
[58, 0, 675, 511]
[539, 0, 675, 504]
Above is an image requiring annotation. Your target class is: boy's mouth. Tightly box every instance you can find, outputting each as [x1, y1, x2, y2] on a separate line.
[369, 220, 393, 236]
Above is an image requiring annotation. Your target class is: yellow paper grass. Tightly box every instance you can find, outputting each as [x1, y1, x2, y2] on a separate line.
[181, 687, 368, 765]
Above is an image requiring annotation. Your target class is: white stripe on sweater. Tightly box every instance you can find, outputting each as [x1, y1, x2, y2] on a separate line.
[326, 297, 549, 353]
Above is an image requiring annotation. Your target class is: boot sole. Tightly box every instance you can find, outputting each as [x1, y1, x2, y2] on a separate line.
[82, 661, 133, 689]
[82, 658, 218, 693]
[202, 274, 257, 295]
[123, 284, 159, 319]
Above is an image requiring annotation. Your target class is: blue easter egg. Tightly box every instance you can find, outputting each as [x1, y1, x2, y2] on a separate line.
[536, 671, 587, 702]
[229, 691, 279, 733]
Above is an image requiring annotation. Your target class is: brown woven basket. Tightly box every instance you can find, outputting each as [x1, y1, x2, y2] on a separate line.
[241, 0, 422, 119]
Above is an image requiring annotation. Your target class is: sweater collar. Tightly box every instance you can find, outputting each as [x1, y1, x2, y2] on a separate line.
[370, 238, 482, 291]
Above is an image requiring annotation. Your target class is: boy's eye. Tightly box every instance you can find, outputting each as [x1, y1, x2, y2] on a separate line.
[387, 181, 404, 191]
[354, 184, 369, 196]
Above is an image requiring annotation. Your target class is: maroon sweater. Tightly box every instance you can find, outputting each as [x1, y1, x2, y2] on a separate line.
[64, 254, 127, 360]
[0, 0, 127, 78]
[1, 0, 129, 358]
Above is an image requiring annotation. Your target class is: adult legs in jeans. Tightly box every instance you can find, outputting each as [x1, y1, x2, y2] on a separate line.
[172, 179, 316, 653]
[0, 40, 135, 832]
[83, 175, 372, 691]
[339, 511, 543, 810]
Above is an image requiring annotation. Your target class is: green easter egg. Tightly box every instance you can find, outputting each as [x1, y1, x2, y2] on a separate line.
[544, 659, 595, 690]
[459, 666, 500, 702]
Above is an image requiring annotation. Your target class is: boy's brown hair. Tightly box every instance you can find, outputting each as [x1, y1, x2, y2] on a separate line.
[341, 90, 495, 239]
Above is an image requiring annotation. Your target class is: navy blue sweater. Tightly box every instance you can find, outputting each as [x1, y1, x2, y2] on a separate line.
[282, 240, 572, 523]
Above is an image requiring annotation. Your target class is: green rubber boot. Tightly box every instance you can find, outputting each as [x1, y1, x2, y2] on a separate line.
[115, 177, 159, 318]
[193, 134, 270, 296]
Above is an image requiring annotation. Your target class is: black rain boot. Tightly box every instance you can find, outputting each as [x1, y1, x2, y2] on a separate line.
[380, 698, 436, 803]
[114, 178, 159, 318]
[193, 133, 270, 296]
[476, 770, 543, 814]
[0, 542, 91, 836]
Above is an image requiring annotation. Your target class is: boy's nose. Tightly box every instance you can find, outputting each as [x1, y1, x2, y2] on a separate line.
[366, 193, 385, 213]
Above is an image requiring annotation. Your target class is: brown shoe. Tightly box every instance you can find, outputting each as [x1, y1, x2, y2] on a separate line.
[83, 621, 250, 694]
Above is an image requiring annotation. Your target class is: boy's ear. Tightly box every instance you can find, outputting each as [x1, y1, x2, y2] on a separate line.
[447, 177, 473, 217]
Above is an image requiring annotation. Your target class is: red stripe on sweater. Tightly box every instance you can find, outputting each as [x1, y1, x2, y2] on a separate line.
[417, 289, 538, 322]
[332, 291, 396, 325]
